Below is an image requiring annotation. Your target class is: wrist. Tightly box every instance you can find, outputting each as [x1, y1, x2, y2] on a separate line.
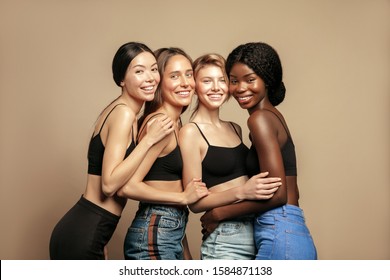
[212, 208, 223, 222]
[179, 193, 188, 206]
[234, 187, 245, 201]
[142, 134, 155, 147]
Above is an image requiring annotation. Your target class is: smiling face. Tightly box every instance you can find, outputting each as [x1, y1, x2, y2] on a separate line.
[161, 54, 195, 108]
[228, 62, 267, 111]
[195, 65, 228, 110]
[121, 51, 160, 102]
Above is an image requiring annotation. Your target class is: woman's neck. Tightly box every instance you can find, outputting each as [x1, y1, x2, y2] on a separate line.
[118, 92, 144, 114]
[193, 105, 221, 124]
[248, 98, 272, 115]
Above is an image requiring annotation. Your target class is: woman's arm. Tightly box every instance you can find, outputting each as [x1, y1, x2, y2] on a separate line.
[179, 123, 281, 213]
[189, 173, 280, 213]
[179, 124, 203, 191]
[117, 118, 208, 205]
[247, 110, 288, 205]
[100, 107, 174, 196]
[200, 111, 288, 236]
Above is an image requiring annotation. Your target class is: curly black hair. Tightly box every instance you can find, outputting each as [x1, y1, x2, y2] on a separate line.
[225, 42, 286, 106]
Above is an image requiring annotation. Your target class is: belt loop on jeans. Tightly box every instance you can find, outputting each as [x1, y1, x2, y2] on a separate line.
[282, 205, 287, 217]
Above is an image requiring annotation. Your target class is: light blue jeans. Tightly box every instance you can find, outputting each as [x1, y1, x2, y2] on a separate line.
[254, 204, 317, 260]
[201, 217, 255, 260]
[124, 203, 188, 260]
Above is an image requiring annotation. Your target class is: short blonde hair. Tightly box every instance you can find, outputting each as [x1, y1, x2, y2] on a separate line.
[191, 53, 229, 119]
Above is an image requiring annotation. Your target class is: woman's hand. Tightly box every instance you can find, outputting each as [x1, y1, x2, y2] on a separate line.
[183, 178, 209, 205]
[237, 172, 281, 200]
[144, 115, 174, 146]
[200, 209, 220, 241]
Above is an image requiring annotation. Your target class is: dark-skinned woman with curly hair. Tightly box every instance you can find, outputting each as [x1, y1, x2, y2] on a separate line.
[201, 42, 317, 260]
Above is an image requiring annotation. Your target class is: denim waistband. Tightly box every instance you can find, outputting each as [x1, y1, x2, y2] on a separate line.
[261, 204, 304, 217]
[137, 202, 189, 217]
[78, 195, 120, 222]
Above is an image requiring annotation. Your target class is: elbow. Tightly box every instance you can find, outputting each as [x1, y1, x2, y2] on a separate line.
[273, 188, 288, 206]
[102, 179, 119, 197]
[279, 194, 288, 205]
[188, 204, 202, 214]
[116, 180, 138, 199]
[102, 183, 116, 197]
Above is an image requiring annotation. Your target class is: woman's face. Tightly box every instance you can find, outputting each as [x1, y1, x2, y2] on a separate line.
[228, 62, 267, 110]
[121, 51, 160, 102]
[195, 65, 228, 110]
[160, 54, 195, 108]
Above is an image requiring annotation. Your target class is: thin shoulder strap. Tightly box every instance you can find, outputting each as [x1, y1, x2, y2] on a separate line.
[190, 122, 210, 146]
[173, 130, 178, 145]
[131, 126, 135, 144]
[178, 117, 183, 129]
[98, 103, 127, 134]
[229, 122, 243, 142]
[137, 112, 165, 141]
[262, 109, 291, 137]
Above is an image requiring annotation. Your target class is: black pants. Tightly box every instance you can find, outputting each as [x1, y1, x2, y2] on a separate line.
[49, 196, 120, 260]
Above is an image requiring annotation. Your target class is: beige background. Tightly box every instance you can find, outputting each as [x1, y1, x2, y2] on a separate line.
[0, 0, 389, 260]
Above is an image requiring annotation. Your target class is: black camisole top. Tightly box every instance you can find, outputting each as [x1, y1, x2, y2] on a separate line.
[141, 114, 183, 181]
[191, 122, 249, 188]
[87, 104, 136, 176]
[246, 109, 297, 177]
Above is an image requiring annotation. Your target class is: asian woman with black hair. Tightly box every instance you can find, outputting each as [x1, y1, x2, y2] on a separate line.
[50, 42, 175, 259]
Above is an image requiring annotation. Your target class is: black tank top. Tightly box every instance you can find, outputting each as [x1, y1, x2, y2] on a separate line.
[87, 104, 136, 176]
[141, 114, 183, 181]
[191, 122, 249, 188]
[246, 109, 297, 177]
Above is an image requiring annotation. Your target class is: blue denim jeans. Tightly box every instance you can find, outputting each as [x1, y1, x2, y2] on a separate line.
[201, 217, 255, 260]
[124, 203, 188, 260]
[254, 204, 317, 260]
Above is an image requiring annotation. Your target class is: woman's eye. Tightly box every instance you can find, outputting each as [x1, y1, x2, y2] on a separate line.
[151, 67, 158, 72]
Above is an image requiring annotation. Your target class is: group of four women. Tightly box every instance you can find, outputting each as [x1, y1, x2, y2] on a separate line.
[49, 41, 317, 260]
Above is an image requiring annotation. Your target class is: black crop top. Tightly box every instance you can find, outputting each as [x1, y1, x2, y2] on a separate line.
[141, 114, 183, 181]
[192, 122, 249, 188]
[87, 104, 136, 176]
[246, 109, 297, 177]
